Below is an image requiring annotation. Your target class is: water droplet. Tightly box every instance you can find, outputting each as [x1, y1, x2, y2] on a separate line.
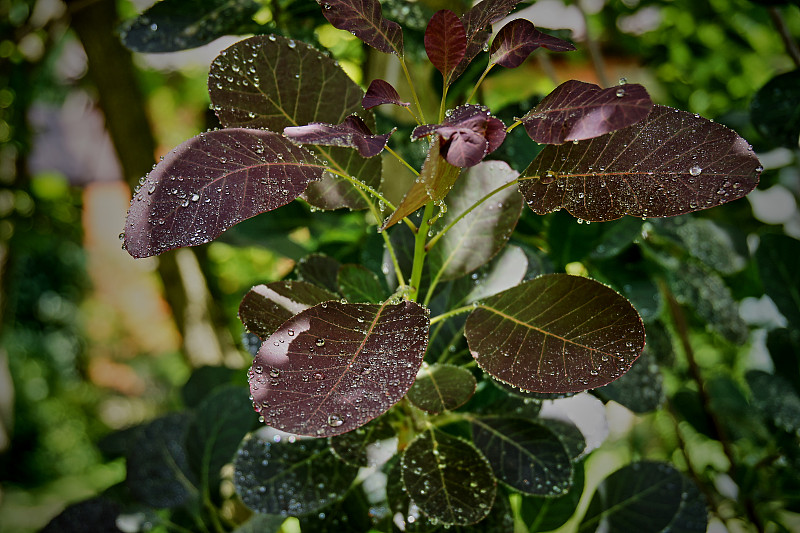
[689, 165, 702, 176]
[288, 329, 294, 336]
[615, 88, 625, 97]
[327, 413, 344, 427]
[269, 368, 280, 378]
[618, 77, 627, 85]
[315, 338, 325, 347]
[191, 193, 200, 202]
[313, 372, 324, 380]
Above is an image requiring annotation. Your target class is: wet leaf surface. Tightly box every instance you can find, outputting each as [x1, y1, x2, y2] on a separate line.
[465, 274, 645, 393]
[362, 79, 410, 109]
[538, 418, 586, 461]
[284, 115, 394, 158]
[520, 105, 762, 221]
[239, 280, 339, 339]
[337, 264, 386, 303]
[650, 217, 747, 275]
[407, 364, 477, 413]
[120, 0, 260, 53]
[594, 350, 664, 413]
[250, 300, 429, 436]
[234, 433, 359, 516]
[297, 485, 376, 532]
[425, 10, 466, 82]
[470, 417, 573, 495]
[328, 415, 396, 466]
[519, 462, 585, 530]
[579, 461, 707, 533]
[746, 370, 800, 434]
[490, 19, 575, 69]
[208, 35, 380, 210]
[317, 0, 404, 55]
[521, 80, 651, 144]
[413, 105, 505, 168]
[428, 161, 522, 281]
[123, 129, 325, 258]
[401, 429, 496, 525]
[296, 253, 342, 294]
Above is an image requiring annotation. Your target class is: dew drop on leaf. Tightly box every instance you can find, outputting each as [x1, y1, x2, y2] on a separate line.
[327, 413, 344, 427]
[315, 338, 325, 347]
[689, 165, 702, 176]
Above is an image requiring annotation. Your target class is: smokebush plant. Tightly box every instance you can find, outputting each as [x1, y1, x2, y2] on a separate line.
[48, 0, 782, 531]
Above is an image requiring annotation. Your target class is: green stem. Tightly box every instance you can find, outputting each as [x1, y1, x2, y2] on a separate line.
[466, 63, 496, 103]
[385, 145, 419, 176]
[401, 56, 426, 124]
[383, 229, 407, 287]
[409, 202, 435, 301]
[506, 119, 522, 133]
[429, 305, 474, 326]
[439, 83, 449, 122]
[325, 167, 395, 211]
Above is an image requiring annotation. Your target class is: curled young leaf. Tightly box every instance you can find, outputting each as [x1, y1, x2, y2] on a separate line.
[490, 19, 575, 69]
[521, 80, 652, 144]
[284, 115, 394, 158]
[464, 274, 645, 393]
[317, 0, 404, 56]
[362, 79, 410, 109]
[413, 105, 506, 168]
[249, 300, 429, 437]
[123, 129, 325, 258]
[520, 105, 762, 221]
[424, 10, 467, 82]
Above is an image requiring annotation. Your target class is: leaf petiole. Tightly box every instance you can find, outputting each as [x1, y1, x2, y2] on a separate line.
[408, 202, 435, 302]
[385, 145, 419, 176]
[429, 304, 475, 326]
[506, 119, 522, 133]
[400, 56, 426, 124]
[466, 62, 496, 103]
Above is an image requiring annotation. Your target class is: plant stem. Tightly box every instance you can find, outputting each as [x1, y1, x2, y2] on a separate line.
[768, 6, 800, 68]
[466, 63, 496, 103]
[401, 56, 426, 124]
[385, 145, 419, 176]
[409, 202, 435, 301]
[439, 83, 449, 122]
[506, 119, 522, 133]
[429, 305, 475, 326]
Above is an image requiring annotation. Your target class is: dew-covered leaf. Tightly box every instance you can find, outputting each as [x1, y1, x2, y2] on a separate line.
[579, 461, 707, 533]
[490, 19, 575, 69]
[123, 129, 325, 258]
[425, 10, 466, 82]
[296, 253, 342, 294]
[186, 386, 256, 496]
[756, 233, 800, 326]
[649, 217, 747, 275]
[520, 105, 761, 221]
[249, 300, 429, 436]
[465, 274, 645, 393]
[328, 415, 396, 466]
[746, 370, 800, 434]
[284, 115, 393, 158]
[428, 161, 522, 281]
[521, 80, 652, 144]
[317, 0, 404, 55]
[233, 432, 359, 516]
[297, 485, 375, 532]
[126, 413, 197, 508]
[337, 264, 386, 303]
[594, 351, 664, 413]
[41, 498, 123, 533]
[407, 364, 477, 414]
[239, 280, 339, 339]
[380, 138, 461, 230]
[538, 418, 586, 461]
[119, 0, 260, 53]
[750, 69, 800, 149]
[208, 35, 380, 210]
[519, 462, 584, 531]
[401, 429, 496, 526]
[362, 79, 410, 109]
[471, 417, 572, 496]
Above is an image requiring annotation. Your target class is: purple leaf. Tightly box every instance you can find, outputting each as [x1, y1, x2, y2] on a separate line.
[465, 274, 645, 393]
[249, 300, 429, 437]
[123, 129, 325, 258]
[424, 10, 467, 82]
[208, 35, 379, 210]
[490, 19, 575, 69]
[522, 80, 652, 144]
[520, 105, 762, 221]
[284, 115, 394, 158]
[413, 105, 506, 168]
[362, 79, 409, 109]
[317, 0, 403, 56]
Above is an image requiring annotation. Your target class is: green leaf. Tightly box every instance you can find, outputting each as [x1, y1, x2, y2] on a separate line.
[401, 428, 496, 526]
[328, 415, 396, 467]
[119, 0, 260, 53]
[751, 69, 800, 149]
[297, 485, 375, 532]
[456, 244, 529, 304]
[209, 35, 380, 210]
[428, 161, 523, 281]
[337, 264, 386, 303]
[470, 417, 573, 496]
[767, 328, 800, 393]
[233, 433, 359, 516]
[126, 413, 198, 508]
[649, 217, 747, 275]
[756, 233, 800, 326]
[465, 274, 645, 393]
[296, 253, 343, 294]
[186, 386, 256, 499]
[594, 350, 664, 413]
[407, 364, 477, 414]
[579, 461, 707, 533]
[539, 418, 586, 461]
[231, 513, 285, 533]
[746, 370, 800, 434]
[239, 280, 339, 339]
[519, 462, 585, 531]
[181, 366, 242, 408]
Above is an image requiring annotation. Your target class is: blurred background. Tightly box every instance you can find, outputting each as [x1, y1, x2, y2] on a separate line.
[0, 0, 798, 531]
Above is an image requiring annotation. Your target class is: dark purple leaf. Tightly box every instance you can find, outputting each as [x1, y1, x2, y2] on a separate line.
[362, 79, 410, 109]
[380, 138, 461, 230]
[296, 253, 341, 294]
[521, 80, 652, 144]
[249, 300, 429, 437]
[429, 161, 522, 280]
[451, 0, 524, 83]
[406, 364, 477, 414]
[238, 280, 339, 339]
[317, 0, 403, 55]
[284, 115, 393, 158]
[520, 105, 762, 221]
[401, 429, 496, 525]
[123, 129, 325, 258]
[208, 35, 379, 210]
[424, 10, 467, 82]
[490, 19, 575, 69]
[464, 274, 645, 393]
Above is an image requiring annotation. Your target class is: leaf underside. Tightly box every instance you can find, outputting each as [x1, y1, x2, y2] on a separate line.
[425, 10, 467, 82]
[490, 19, 575, 69]
[520, 105, 762, 221]
[465, 274, 645, 393]
[317, 0, 404, 55]
[362, 78, 410, 109]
